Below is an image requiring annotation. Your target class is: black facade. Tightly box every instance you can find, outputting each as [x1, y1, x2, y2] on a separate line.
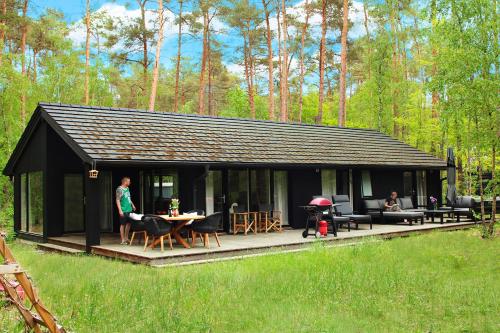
[3, 103, 446, 247]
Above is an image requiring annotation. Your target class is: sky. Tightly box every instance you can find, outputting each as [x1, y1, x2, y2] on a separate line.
[29, 0, 371, 75]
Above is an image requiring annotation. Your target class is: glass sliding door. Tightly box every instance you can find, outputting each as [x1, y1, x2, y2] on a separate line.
[250, 169, 271, 210]
[321, 169, 336, 198]
[228, 169, 249, 210]
[64, 174, 84, 232]
[28, 171, 43, 234]
[206, 170, 224, 216]
[20, 173, 27, 232]
[416, 170, 427, 207]
[273, 171, 288, 225]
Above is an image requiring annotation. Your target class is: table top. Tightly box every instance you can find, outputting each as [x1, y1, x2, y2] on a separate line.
[158, 215, 205, 221]
[422, 209, 450, 213]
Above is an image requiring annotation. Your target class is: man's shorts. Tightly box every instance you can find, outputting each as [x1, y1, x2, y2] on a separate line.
[119, 212, 133, 225]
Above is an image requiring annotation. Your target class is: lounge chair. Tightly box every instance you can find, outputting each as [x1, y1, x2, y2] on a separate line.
[332, 195, 372, 230]
[442, 196, 476, 222]
[363, 199, 424, 225]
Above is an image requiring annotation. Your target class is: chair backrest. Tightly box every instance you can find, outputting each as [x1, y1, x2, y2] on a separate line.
[332, 195, 353, 215]
[195, 212, 222, 232]
[398, 197, 414, 210]
[363, 199, 383, 211]
[454, 196, 476, 208]
[187, 209, 205, 216]
[233, 204, 247, 213]
[143, 215, 170, 236]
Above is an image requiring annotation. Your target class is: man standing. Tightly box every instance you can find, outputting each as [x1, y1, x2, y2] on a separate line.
[116, 177, 136, 245]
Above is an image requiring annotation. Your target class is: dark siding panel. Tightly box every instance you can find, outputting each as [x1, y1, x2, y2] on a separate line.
[45, 126, 83, 237]
[14, 122, 45, 173]
[288, 169, 321, 229]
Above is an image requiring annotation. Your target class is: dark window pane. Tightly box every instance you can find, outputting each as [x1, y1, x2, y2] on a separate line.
[64, 174, 84, 232]
[20, 174, 27, 231]
[28, 171, 43, 234]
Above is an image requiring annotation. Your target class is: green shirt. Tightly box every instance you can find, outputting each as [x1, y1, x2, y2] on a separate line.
[116, 186, 133, 213]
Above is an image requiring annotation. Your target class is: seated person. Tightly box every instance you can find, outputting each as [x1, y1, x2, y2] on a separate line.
[385, 191, 402, 212]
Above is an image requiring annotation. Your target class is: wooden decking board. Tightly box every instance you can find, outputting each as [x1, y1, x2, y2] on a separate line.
[46, 221, 476, 266]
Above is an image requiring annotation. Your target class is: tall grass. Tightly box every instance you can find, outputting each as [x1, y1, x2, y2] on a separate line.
[1, 229, 499, 332]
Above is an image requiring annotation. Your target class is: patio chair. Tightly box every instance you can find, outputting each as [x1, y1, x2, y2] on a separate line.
[257, 203, 282, 233]
[129, 215, 148, 246]
[363, 199, 424, 225]
[143, 215, 173, 252]
[232, 205, 256, 235]
[191, 212, 223, 248]
[397, 197, 424, 212]
[183, 209, 205, 242]
[332, 195, 372, 230]
[442, 196, 476, 222]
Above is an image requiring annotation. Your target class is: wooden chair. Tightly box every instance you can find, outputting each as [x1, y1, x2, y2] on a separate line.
[258, 203, 282, 232]
[232, 205, 256, 235]
[143, 216, 173, 252]
[191, 212, 223, 248]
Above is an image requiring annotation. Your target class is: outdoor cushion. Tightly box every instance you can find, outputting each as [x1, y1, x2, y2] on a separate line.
[332, 195, 354, 215]
[363, 199, 383, 211]
[454, 196, 476, 209]
[382, 211, 424, 219]
[398, 197, 415, 210]
[345, 214, 372, 223]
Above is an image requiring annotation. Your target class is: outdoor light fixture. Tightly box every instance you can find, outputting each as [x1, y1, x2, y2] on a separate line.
[88, 161, 99, 179]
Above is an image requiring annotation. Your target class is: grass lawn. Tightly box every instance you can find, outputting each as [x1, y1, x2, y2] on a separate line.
[1, 229, 499, 332]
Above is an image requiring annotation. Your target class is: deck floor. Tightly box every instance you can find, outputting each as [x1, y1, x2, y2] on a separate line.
[47, 220, 476, 266]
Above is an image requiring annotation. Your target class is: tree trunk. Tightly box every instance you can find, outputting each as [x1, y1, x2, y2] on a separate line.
[207, 24, 213, 116]
[0, 0, 7, 65]
[33, 50, 37, 82]
[389, 3, 400, 138]
[316, 0, 327, 124]
[279, 0, 288, 122]
[197, 8, 209, 115]
[276, 8, 283, 121]
[149, 0, 164, 111]
[174, 0, 183, 112]
[243, 30, 255, 119]
[297, 0, 310, 123]
[262, 0, 274, 120]
[84, 0, 91, 105]
[139, 0, 148, 93]
[338, 0, 348, 127]
[363, 0, 371, 80]
[488, 144, 496, 236]
[20, 0, 28, 124]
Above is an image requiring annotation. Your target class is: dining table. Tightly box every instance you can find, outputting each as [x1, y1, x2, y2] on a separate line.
[155, 214, 205, 249]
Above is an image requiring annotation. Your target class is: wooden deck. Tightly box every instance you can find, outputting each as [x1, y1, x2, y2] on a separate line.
[46, 221, 476, 266]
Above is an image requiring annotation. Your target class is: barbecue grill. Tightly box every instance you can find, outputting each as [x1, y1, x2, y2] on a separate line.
[301, 197, 339, 238]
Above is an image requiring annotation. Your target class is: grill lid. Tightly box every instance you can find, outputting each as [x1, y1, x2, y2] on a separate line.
[308, 197, 332, 207]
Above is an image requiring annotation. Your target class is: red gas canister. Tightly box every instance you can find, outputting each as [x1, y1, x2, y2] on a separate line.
[318, 220, 328, 236]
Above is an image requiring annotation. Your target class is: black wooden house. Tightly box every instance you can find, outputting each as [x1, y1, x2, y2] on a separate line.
[3, 103, 446, 249]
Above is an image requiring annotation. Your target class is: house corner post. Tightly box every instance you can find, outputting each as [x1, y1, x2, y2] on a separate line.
[84, 163, 100, 253]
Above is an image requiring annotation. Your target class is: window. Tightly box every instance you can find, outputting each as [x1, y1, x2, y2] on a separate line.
[250, 169, 271, 210]
[20, 174, 27, 232]
[361, 170, 373, 197]
[273, 171, 288, 225]
[64, 174, 84, 232]
[403, 171, 413, 197]
[321, 169, 337, 198]
[19, 172, 44, 234]
[416, 170, 427, 207]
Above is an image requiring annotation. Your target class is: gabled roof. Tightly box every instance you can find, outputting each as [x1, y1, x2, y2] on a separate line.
[3, 102, 446, 175]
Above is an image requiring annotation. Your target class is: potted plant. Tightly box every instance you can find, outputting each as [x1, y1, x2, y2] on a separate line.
[429, 196, 438, 210]
[170, 198, 180, 217]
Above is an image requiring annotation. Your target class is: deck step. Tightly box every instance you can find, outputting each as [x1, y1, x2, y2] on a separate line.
[37, 243, 85, 255]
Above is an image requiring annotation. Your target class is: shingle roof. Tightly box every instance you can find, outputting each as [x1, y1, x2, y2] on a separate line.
[31, 102, 447, 168]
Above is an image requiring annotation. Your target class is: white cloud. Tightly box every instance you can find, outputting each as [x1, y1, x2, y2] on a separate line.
[68, 3, 181, 47]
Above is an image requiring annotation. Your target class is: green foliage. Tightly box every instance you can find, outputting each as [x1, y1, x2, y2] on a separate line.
[1, 230, 498, 332]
